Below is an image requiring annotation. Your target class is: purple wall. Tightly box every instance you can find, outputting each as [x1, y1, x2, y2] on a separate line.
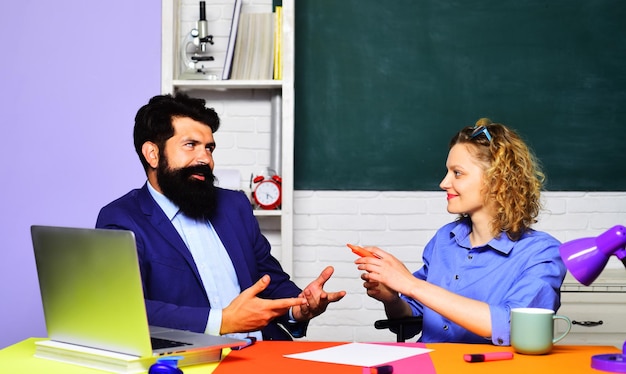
[0, 0, 161, 348]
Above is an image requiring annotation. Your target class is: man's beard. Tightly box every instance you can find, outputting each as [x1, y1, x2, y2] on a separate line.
[156, 158, 218, 220]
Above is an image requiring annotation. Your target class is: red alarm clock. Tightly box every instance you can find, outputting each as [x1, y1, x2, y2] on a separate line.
[252, 174, 282, 210]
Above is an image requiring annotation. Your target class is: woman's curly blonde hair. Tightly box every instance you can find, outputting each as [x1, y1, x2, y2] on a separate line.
[449, 118, 545, 241]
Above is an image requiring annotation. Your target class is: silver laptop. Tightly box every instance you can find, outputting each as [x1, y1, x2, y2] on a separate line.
[30, 225, 246, 360]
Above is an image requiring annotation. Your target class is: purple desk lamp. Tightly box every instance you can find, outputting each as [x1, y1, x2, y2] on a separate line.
[559, 225, 626, 372]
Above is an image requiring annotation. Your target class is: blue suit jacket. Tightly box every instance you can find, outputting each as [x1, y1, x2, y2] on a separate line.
[96, 183, 306, 340]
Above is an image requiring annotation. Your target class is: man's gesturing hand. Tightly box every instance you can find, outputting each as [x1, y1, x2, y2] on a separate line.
[292, 266, 346, 321]
[220, 274, 306, 335]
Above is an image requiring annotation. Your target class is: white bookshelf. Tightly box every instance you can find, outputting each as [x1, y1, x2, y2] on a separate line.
[161, 0, 295, 273]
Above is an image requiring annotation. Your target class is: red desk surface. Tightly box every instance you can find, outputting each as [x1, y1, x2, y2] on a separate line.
[213, 340, 622, 374]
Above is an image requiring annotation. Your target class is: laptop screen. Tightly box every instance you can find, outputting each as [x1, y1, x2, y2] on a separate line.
[31, 225, 154, 357]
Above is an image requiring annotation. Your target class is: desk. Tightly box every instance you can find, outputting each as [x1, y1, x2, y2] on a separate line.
[0, 338, 621, 373]
[213, 341, 623, 374]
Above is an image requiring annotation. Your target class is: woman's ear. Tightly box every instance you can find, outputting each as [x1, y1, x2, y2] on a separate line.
[142, 142, 159, 169]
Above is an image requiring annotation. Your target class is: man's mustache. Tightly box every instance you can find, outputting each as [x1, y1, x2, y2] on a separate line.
[179, 165, 215, 181]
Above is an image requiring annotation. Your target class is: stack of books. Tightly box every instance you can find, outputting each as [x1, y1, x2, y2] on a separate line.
[223, 4, 282, 80]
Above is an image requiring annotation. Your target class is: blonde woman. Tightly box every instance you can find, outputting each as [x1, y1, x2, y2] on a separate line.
[356, 119, 566, 346]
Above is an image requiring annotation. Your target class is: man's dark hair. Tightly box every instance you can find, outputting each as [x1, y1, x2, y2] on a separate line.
[133, 93, 220, 171]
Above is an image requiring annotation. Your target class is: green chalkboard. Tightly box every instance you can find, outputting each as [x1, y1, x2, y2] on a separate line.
[294, 0, 626, 191]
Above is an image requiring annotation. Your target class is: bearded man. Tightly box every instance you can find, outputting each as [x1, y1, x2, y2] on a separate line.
[96, 93, 344, 341]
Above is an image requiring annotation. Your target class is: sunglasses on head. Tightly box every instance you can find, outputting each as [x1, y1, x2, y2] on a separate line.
[469, 126, 492, 142]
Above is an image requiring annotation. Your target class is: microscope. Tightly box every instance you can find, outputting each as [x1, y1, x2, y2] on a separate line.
[180, 1, 219, 79]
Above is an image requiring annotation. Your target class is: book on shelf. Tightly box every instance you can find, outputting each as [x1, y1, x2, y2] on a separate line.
[231, 12, 275, 80]
[273, 6, 282, 80]
[229, 12, 248, 80]
[222, 0, 243, 80]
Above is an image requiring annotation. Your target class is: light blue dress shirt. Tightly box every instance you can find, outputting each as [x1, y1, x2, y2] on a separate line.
[147, 182, 262, 340]
[402, 218, 566, 346]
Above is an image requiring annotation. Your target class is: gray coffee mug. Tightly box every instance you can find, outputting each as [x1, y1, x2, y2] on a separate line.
[510, 307, 572, 355]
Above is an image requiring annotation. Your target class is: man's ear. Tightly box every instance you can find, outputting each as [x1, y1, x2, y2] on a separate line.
[142, 142, 159, 169]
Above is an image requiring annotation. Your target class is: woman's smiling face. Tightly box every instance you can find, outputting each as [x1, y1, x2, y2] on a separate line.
[439, 143, 488, 217]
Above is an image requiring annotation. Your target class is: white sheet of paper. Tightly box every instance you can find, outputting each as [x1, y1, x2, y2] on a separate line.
[283, 342, 432, 367]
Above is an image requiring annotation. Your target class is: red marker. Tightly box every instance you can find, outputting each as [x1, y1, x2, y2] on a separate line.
[347, 243, 380, 258]
[463, 352, 513, 362]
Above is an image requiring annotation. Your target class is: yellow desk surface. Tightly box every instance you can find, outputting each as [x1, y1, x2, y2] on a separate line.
[0, 338, 221, 373]
[0, 338, 621, 374]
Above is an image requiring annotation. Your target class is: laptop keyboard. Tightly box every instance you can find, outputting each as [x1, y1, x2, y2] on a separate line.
[151, 336, 192, 350]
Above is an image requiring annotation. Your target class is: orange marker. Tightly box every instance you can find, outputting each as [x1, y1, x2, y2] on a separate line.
[347, 243, 379, 258]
